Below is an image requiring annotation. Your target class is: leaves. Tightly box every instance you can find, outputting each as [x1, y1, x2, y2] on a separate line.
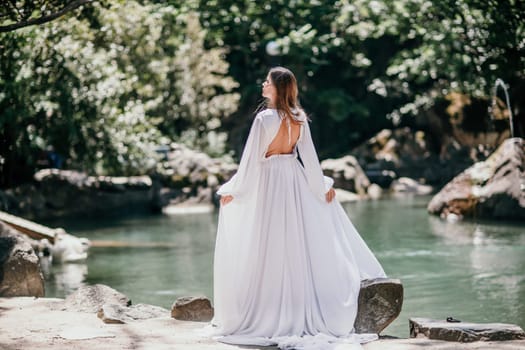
[0, 0, 238, 186]
[1, 0, 523, 187]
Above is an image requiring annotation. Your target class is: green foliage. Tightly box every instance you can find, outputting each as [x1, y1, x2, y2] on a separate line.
[334, 0, 525, 122]
[196, 0, 387, 157]
[0, 0, 238, 186]
[1, 0, 523, 187]
[168, 13, 240, 155]
[192, 0, 523, 157]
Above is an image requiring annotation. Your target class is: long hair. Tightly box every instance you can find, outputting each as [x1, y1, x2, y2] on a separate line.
[266, 67, 304, 124]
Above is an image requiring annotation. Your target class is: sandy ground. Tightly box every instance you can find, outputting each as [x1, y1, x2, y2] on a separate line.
[1, 297, 524, 350]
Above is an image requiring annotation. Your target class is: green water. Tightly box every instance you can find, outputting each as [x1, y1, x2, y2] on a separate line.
[43, 196, 525, 338]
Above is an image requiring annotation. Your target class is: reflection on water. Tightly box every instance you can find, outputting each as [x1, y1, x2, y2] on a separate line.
[42, 255, 88, 296]
[342, 196, 525, 337]
[43, 212, 217, 308]
[43, 196, 525, 338]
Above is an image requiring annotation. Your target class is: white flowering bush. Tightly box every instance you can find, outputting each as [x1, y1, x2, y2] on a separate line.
[0, 1, 239, 183]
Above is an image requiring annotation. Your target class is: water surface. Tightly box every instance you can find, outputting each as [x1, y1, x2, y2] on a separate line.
[43, 196, 525, 337]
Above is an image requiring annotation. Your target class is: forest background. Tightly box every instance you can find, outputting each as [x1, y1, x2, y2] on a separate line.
[1, 0, 523, 188]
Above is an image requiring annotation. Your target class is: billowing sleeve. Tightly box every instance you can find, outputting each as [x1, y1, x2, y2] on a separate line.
[297, 120, 334, 201]
[217, 115, 266, 199]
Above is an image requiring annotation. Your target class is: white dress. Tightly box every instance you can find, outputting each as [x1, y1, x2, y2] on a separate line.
[211, 108, 386, 350]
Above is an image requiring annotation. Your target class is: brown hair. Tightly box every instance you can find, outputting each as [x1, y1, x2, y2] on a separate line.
[268, 67, 304, 124]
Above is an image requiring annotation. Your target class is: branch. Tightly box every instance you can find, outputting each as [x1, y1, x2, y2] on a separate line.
[0, 0, 94, 33]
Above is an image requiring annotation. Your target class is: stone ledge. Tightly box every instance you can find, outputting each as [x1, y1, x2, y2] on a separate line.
[1, 297, 524, 350]
[98, 303, 169, 324]
[410, 317, 525, 342]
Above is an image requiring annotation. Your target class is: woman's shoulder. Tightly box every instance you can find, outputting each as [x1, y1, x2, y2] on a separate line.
[253, 107, 307, 126]
[254, 108, 280, 127]
[255, 108, 278, 119]
[291, 108, 308, 123]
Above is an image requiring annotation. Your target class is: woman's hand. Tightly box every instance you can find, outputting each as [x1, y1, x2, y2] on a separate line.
[325, 188, 336, 203]
[220, 195, 234, 206]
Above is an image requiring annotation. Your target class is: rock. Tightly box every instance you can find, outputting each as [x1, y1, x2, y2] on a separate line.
[321, 155, 371, 195]
[61, 284, 131, 313]
[2, 296, 525, 349]
[352, 128, 432, 182]
[351, 127, 501, 188]
[5, 169, 154, 220]
[155, 143, 237, 208]
[334, 188, 360, 203]
[97, 304, 127, 324]
[391, 177, 433, 195]
[170, 280, 403, 330]
[33, 238, 53, 258]
[0, 221, 45, 297]
[355, 278, 403, 334]
[428, 138, 525, 221]
[366, 170, 397, 189]
[428, 172, 474, 220]
[97, 303, 169, 324]
[166, 279, 404, 334]
[171, 296, 214, 322]
[0, 190, 17, 213]
[409, 318, 525, 342]
[52, 228, 90, 262]
[367, 183, 383, 199]
[0, 210, 90, 264]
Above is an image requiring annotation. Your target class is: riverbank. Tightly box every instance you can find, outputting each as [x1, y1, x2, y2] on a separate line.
[1, 297, 524, 350]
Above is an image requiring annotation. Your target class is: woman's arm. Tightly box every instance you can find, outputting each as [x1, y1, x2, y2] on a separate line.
[217, 115, 266, 201]
[297, 120, 335, 202]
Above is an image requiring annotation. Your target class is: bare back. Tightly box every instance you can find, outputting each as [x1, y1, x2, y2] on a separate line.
[265, 118, 302, 157]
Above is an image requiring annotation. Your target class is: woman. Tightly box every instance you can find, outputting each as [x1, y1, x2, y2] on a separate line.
[211, 67, 386, 349]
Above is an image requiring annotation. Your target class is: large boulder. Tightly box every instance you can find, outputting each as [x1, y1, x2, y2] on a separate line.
[353, 128, 430, 166]
[61, 284, 131, 313]
[428, 138, 525, 221]
[320, 155, 371, 195]
[351, 127, 503, 188]
[5, 169, 154, 220]
[0, 221, 45, 297]
[355, 278, 403, 334]
[3, 143, 237, 219]
[155, 143, 237, 208]
[352, 128, 433, 184]
[410, 318, 525, 342]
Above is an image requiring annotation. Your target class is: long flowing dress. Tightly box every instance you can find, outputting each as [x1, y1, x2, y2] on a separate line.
[211, 108, 387, 350]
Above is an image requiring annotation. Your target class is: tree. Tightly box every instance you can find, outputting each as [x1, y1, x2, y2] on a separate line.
[196, 0, 393, 158]
[0, 0, 239, 187]
[193, 0, 524, 158]
[334, 0, 525, 129]
[0, 0, 95, 32]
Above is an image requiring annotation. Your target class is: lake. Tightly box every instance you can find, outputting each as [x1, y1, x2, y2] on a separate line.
[43, 196, 525, 338]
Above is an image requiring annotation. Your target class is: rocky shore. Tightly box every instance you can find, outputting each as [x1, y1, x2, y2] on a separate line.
[2, 131, 523, 222]
[428, 138, 525, 221]
[2, 201, 524, 349]
[1, 296, 524, 350]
